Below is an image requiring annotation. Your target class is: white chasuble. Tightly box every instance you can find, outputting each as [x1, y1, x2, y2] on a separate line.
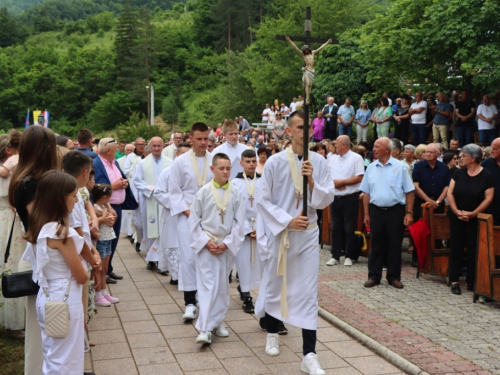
[212, 142, 249, 180]
[255, 150, 334, 330]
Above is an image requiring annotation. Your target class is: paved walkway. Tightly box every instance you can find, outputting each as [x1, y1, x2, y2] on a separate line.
[318, 239, 500, 375]
[84, 237, 403, 375]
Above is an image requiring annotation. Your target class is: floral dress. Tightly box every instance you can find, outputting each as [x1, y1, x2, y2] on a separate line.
[0, 163, 26, 330]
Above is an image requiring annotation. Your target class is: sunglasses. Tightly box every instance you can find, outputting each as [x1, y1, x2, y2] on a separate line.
[105, 139, 116, 146]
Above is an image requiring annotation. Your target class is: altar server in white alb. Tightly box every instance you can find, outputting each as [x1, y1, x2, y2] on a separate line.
[154, 142, 192, 283]
[256, 110, 334, 375]
[189, 153, 245, 344]
[231, 149, 262, 314]
[169, 122, 213, 321]
[133, 137, 172, 270]
[212, 120, 249, 180]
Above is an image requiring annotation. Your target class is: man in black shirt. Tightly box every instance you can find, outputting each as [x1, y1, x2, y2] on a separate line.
[481, 138, 500, 225]
[455, 90, 476, 147]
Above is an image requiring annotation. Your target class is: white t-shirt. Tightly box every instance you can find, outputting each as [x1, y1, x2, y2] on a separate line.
[410, 100, 427, 123]
[262, 108, 272, 122]
[289, 102, 298, 113]
[281, 106, 289, 115]
[477, 104, 498, 130]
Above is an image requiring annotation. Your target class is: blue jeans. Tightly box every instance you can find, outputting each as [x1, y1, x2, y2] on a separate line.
[478, 129, 496, 146]
[411, 123, 426, 145]
[338, 123, 352, 138]
[456, 126, 473, 148]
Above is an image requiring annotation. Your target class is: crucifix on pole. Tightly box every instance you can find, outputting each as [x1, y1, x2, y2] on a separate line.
[276, 6, 338, 214]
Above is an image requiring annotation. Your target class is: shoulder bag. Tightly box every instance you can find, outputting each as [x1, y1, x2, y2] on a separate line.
[43, 277, 71, 338]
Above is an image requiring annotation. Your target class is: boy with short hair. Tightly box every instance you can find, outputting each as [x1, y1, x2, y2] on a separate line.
[212, 120, 249, 180]
[188, 153, 245, 344]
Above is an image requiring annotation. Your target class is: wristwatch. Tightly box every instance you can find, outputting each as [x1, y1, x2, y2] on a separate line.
[436, 200, 440, 205]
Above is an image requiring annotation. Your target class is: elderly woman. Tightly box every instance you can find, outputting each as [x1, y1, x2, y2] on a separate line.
[355, 100, 371, 144]
[256, 146, 268, 174]
[414, 144, 428, 161]
[374, 97, 393, 138]
[447, 144, 494, 299]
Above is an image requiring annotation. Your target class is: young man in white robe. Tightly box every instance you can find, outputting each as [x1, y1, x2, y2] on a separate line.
[256, 110, 334, 375]
[212, 120, 249, 180]
[231, 149, 262, 313]
[133, 137, 172, 270]
[154, 142, 191, 283]
[169, 122, 213, 321]
[188, 153, 245, 344]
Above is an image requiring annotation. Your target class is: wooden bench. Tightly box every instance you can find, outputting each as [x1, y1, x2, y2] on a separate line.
[417, 203, 451, 280]
[475, 214, 500, 303]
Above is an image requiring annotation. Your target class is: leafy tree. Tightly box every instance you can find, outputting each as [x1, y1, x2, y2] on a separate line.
[162, 94, 180, 129]
[115, 112, 165, 141]
[0, 7, 29, 47]
[87, 90, 132, 132]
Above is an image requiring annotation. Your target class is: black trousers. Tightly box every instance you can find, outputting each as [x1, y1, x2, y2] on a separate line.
[448, 215, 478, 284]
[324, 121, 337, 141]
[394, 123, 410, 145]
[109, 204, 122, 275]
[368, 204, 405, 282]
[184, 290, 197, 306]
[266, 312, 316, 356]
[330, 195, 359, 260]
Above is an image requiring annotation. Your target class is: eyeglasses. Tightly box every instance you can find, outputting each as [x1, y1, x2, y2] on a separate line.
[105, 139, 116, 146]
[136, 143, 146, 146]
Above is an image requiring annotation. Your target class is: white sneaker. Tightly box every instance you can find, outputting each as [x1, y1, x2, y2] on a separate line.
[183, 304, 197, 321]
[196, 331, 212, 344]
[344, 258, 353, 266]
[301, 353, 326, 375]
[326, 258, 338, 266]
[213, 325, 229, 337]
[265, 333, 280, 356]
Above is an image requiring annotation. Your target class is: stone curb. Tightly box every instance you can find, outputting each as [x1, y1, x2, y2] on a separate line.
[318, 307, 430, 375]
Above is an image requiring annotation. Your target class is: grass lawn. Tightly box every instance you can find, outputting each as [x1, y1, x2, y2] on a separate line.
[0, 327, 24, 375]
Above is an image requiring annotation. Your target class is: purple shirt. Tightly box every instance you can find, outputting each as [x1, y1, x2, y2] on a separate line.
[311, 118, 325, 140]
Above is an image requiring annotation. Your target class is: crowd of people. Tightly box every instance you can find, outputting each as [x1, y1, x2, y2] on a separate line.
[0, 87, 499, 374]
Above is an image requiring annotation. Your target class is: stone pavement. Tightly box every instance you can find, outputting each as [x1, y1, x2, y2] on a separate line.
[318, 240, 500, 375]
[84, 237, 404, 375]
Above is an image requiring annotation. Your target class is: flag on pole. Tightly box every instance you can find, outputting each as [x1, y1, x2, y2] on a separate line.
[33, 110, 41, 125]
[25, 109, 30, 128]
[44, 110, 49, 128]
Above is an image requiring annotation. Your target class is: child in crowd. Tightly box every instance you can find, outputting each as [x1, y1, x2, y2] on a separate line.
[92, 183, 119, 306]
[189, 153, 245, 344]
[25, 170, 89, 373]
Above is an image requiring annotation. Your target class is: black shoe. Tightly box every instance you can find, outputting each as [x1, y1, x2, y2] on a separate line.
[467, 283, 474, 292]
[136, 243, 141, 252]
[157, 269, 169, 276]
[277, 321, 288, 335]
[242, 297, 254, 314]
[106, 276, 117, 284]
[170, 278, 178, 285]
[411, 260, 418, 268]
[229, 270, 233, 283]
[129, 236, 134, 244]
[108, 272, 123, 280]
[236, 272, 239, 281]
[259, 317, 266, 331]
[237, 285, 244, 301]
[451, 283, 461, 295]
[146, 262, 157, 270]
[84, 372, 96, 375]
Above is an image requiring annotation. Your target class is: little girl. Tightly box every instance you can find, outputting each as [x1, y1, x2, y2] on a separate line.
[24, 170, 89, 374]
[92, 183, 119, 307]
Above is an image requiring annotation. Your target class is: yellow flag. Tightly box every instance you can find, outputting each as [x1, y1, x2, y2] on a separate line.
[33, 110, 41, 125]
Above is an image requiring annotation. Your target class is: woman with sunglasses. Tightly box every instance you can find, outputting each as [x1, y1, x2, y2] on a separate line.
[272, 112, 287, 142]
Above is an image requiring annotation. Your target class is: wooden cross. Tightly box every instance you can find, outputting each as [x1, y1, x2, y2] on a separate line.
[248, 194, 254, 207]
[276, 6, 338, 214]
[219, 209, 226, 224]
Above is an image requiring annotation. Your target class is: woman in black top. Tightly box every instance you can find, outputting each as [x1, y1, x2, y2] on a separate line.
[394, 94, 411, 145]
[447, 144, 494, 298]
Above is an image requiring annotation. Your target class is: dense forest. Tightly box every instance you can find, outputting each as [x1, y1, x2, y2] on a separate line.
[0, 0, 498, 137]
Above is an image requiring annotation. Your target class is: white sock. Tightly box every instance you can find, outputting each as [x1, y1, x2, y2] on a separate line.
[102, 288, 107, 296]
[96, 291, 102, 297]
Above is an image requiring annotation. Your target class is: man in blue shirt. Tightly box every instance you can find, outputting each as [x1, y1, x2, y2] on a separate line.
[431, 93, 453, 149]
[412, 143, 451, 266]
[337, 98, 355, 139]
[360, 137, 415, 289]
[77, 129, 98, 159]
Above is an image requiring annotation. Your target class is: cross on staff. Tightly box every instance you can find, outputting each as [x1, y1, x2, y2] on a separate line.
[276, 6, 338, 214]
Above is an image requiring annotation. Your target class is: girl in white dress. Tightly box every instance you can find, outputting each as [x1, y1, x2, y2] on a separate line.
[24, 170, 89, 374]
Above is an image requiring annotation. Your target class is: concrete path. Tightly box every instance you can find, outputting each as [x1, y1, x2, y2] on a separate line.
[84, 237, 403, 375]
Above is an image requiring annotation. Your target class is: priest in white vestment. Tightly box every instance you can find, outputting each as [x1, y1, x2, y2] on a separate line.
[133, 137, 172, 270]
[162, 131, 183, 160]
[212, 120, 249, 180]
[188, 153, 245, 344]
[256, 111, 334, 375]
[119, 144, 135, 237]
[169, 123, 213, 321]
[154, 142, 192, 283]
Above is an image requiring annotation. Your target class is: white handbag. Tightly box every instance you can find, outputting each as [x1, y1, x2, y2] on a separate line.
[43, 277, 72, 338]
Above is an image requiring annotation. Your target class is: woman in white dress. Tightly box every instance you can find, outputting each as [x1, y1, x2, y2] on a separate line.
[0, 130, 26, 338]
[24, 170, 89, 374]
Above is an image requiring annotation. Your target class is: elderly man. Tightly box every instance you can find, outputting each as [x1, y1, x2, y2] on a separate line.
[432, 93, 453, 149]
[133, 137, 173, 270]
[482, 138, 500, 225]
[411, 143, 451, 267]
[239, 116, 250, 132]
[477, 95, 498, 146]
[123, 137, 147, 176]
[360, 137, 414, 289]
[94, 137, 138, 282]
[326, 135, 364, 266]
[322, 96, 338, 141]
[163, 132, 183, 160]
[118, 143, 135, 170]
[337, 98, 355, 138]
[448, 139, 459, 155]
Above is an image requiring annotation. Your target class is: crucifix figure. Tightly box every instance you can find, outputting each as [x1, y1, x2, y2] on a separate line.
[219, 209, 226, 224]
[248, 194, 254, 207]
[276, 6, 338, 213]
